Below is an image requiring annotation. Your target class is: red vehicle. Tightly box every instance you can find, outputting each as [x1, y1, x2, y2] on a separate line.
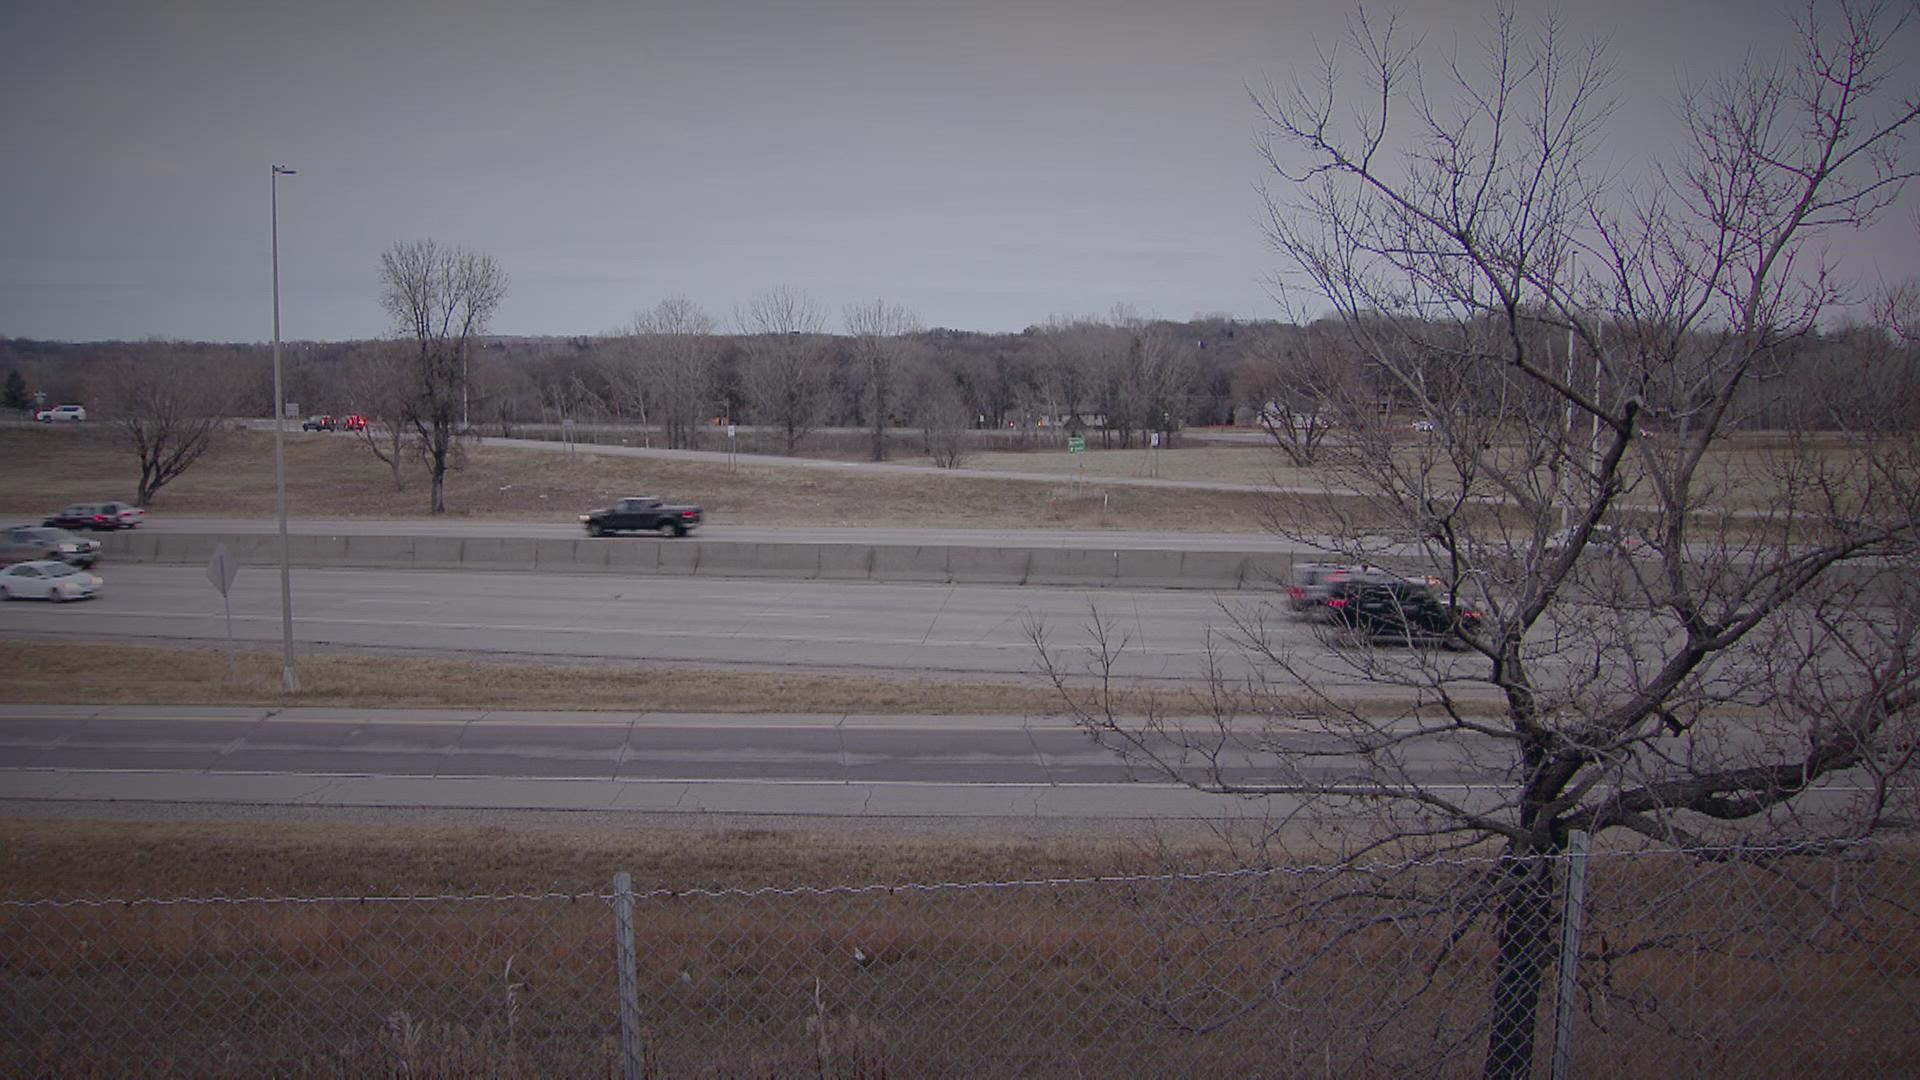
[342, 414, 368, 431]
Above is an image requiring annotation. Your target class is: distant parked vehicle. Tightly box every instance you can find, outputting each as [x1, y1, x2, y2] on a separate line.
[341, 414, 368, 431]
[1544, 524, 1646, 558]
[43, 501, 145, 531]
[301, 414, 336, 432]
[0, 560, 102, 602]
[36, 405, 86, 423]
[580, 496, 704, 537]
[0, 525, 100, 567]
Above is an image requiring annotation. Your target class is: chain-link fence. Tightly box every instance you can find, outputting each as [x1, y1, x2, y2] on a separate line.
[4, 841, 1917, 1078]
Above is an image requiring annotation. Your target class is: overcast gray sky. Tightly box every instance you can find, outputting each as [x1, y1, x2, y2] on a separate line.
[2, 0, 1914, 342]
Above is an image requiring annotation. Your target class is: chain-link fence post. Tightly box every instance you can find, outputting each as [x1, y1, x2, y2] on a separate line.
[1551, 830, 1591, 1080]
[612, 872, 645, 1080]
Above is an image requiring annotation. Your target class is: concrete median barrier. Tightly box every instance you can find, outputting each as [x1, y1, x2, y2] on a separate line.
[98, 529, 1306, 590]
[602, 538, 659, 574]
[869, 545, 952, 583]
[813, 543, 875, 581]
[1025, 548, 1122, 587]
[344, 535, 414, 567]
[653, 539, 703, 576]
[945, 546, 1035, 585]
[457, 537, 538, 570]
[411, 537, 465, 569]
[99, 531, 163, 562]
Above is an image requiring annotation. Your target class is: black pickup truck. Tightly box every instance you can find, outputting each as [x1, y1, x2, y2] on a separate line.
[580, 496, 704, 537]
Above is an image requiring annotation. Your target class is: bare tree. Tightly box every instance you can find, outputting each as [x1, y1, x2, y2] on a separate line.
[845, 299, 921, 461]
[341, 341, 414, 491]
[97, 349, 238, 506]
[906, 355, 973, 468]
[377, 239, 507, 513]
[1234, 322, 1363, 466]
[632, 297, 719, 449]
[1038, 6, 1920, 1077]
[738, 286, 828, 455]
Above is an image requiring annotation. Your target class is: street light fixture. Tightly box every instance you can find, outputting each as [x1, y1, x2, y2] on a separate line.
[270, 164, 299, 693]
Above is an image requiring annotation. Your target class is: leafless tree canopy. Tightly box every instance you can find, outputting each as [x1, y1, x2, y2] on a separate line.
[96, 349, 241, 506]
[738, 286, 829, 455]
[632, 298, 719, 450]
[341, 340, 415, 491]
[377, 239, 507, 513]
[1037, 4, 1920, 1075]
[845, 299, 921, 461]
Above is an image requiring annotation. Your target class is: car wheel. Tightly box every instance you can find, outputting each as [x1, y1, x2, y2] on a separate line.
[586, 522, 605, 537]
[657, 521, 677, 538]
[50, 588, 67, 604]
[0, 586, 11, 601]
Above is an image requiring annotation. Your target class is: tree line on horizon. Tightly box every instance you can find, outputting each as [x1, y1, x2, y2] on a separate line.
[7, 302, 1915, 460]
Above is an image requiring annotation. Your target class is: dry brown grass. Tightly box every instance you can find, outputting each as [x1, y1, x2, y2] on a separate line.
[0, 426, 1284, 530]
[0, 815, 1156, 897]
[4, 425, 1879, 531]
[3, 818, 1913, 1078]
[0, 640, 1103, 715]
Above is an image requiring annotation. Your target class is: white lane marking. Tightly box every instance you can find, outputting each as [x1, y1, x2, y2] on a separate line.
[344, 599, 435, 606]
[53, 610, 1212, 656]
[0, 765, 1592, 793]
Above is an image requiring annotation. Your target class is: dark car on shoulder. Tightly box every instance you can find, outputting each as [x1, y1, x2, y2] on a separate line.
[580, 496, 704, 537]
[44, 501, 145, 531]
[1323, 578, 1482, 649]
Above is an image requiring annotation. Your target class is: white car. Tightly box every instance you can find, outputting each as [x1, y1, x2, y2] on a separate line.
[1544, 524, 1647, 558]
[36, 405, 86, 422]
[0, 560, 103, 602]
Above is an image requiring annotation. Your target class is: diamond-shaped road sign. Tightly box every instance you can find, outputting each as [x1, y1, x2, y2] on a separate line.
[206, 542, 239, 597]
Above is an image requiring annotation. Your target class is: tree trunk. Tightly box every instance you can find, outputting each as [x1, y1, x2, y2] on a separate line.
[1482, 848, 1559, 1080]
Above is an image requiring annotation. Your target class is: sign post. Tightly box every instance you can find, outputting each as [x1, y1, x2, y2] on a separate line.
[727, 422, 738, 471]
[1067, 434, 1085, 492]
[206, 543, 240, 678]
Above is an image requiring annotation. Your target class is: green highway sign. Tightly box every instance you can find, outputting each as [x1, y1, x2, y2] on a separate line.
[1067, 436, 1085, 453]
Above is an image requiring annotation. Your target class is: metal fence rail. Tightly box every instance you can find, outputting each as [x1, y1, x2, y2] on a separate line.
[4, 843, 1917, 1078]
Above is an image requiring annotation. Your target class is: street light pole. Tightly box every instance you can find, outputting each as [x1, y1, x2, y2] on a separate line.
[270, 164, 299, 693]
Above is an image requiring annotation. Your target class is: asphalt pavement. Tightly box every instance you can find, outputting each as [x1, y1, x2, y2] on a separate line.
[1, 563, 1440, 687]
[0, 703, 1498, 820]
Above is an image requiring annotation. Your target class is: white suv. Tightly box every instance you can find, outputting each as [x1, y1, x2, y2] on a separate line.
[36, 405, 86, 423]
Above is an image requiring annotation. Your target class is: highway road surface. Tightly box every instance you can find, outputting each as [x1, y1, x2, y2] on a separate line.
[0, 704, 1497, 820]
[0, 563, 1449, 688]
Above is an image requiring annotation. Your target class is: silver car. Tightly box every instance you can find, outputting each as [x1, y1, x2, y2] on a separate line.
[0, 525, 101, 567]
[0, 560, 102, 602]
